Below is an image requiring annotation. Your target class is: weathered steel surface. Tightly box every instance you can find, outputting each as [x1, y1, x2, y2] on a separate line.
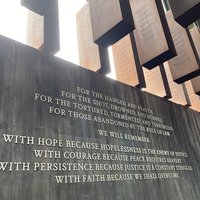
[26, 10, 44, 49]
[0, 35, 200, 200]
[21, 0, 55, 15]
[166, 11, 200, 83]
[76, 3, 110, 74]
[42, 0, 60, 54]
[164, 62, 190, 106]
[185, 81, 200, 112]
[191, 77, 200, 95]
[88, 0, 134, 46]
[168, 0, 200, 27]
[130, 0, 176, 69]
[143, 65, 171, 98]
[25, 0, 60, 55]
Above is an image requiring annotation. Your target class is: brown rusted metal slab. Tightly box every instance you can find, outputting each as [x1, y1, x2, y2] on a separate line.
[143, 65, 171, 98]
[185, 80, 200, 112]
[76, 3, 110, 74]
[112, 33, 145, 88]
[190, 26, 200, 95]
[21, 0, 55, 15]
[166, 11, 200, 84]
[130, 0, 176, 69]
[168, 0, 200, 27]
[191, 76, 200, 95]
[164, 62, 190, 106]
[26, 0, 60, 55]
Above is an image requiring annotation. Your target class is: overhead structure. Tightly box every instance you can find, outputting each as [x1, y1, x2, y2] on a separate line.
[88, 0, 134, 46]
[168, 0, 200, 27]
